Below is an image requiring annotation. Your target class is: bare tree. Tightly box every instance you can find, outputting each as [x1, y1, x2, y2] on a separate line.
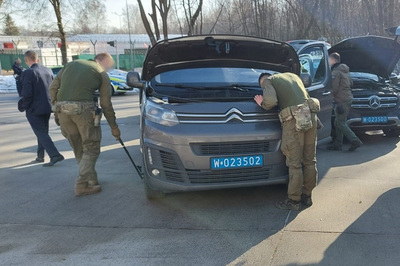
[137, 0, 171, 45]
[20, 0, 68, 65]
[49, 0, 67, 65]
[74, 0, 107, 34]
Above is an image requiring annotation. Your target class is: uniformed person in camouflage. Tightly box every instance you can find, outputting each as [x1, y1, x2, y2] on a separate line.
[254, 73, 319, 210]
[50, 53, 121, 196]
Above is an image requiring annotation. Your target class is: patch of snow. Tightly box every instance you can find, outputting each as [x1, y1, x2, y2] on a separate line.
[0, 75, 17, 93]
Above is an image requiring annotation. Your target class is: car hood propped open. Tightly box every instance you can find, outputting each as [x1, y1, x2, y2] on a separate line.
[141, 35, 301, 80]
[329, 36, 400, 78]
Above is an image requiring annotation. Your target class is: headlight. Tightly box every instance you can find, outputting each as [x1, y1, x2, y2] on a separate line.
[144, 100, 179, 126]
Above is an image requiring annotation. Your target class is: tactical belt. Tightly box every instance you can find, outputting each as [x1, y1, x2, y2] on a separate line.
[54, 101, 94, 115]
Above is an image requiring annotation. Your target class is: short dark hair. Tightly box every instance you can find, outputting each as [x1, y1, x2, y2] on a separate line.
[329, 52, 341, 63]
[94, 52, 113, 62]
[258, 73, 272, 85]
[24, 50, 38, 62]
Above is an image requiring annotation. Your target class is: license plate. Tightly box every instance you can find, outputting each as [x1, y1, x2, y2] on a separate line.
[211, 155, 263, 170]
[362, 116, 388, 124]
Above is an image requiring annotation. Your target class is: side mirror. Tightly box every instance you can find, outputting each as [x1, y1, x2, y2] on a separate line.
[126, 71, 145, 89]
[300, 73, 312, 88]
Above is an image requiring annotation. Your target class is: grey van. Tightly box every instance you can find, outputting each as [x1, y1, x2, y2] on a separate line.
[127, 35, 332, 199]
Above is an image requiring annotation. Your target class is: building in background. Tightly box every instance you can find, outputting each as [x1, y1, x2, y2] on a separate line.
[0, 34, 183, 71]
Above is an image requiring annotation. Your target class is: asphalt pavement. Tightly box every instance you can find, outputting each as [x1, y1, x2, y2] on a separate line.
[1, 93, 399, 266]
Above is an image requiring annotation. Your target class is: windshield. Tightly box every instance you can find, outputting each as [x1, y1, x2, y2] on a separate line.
[151, 67, 275, 102]
[350, 72, 380, 82]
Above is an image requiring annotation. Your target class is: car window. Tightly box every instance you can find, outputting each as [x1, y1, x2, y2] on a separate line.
[350, 72, 380, 82]
[154, 68, 271, 87]
[299, 46, 326, 85]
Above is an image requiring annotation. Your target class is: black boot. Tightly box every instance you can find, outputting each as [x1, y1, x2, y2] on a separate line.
[43, 155, 64, 167]
[349, 140, 363, 152]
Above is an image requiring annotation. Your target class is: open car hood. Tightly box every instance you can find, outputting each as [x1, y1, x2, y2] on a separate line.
[141, 35, 300, 80]
[329, 36, 400, 78]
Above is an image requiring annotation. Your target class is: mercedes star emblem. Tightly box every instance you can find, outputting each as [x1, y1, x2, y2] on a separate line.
[369, 95, 381, 110]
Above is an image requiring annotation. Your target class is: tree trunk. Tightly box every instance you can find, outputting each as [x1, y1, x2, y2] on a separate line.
[187, 0, 203, 35]
[137, 0, 157, 45]
[157, 0, 170, 40]
[49, 0, 67, 65]
[150, 0, 161, 41]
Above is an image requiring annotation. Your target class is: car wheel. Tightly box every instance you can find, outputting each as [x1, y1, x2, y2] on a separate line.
[143, 178, 165, 200]
[384, 129, 400, 137]
[110, 85, 116, 96]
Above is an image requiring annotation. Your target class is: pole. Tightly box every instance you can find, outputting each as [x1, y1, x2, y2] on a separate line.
[115, 40, 119, 69]
[12, 40, 19, 58]
[90, 40, 97, 55]
[119, 138, 143, 179]
[51, 39, 59, 66]
[126, 0, 134, 70]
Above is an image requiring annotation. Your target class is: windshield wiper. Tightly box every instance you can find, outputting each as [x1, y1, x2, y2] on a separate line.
[155, 83, 260, 92]
[151, 90, 204, 103]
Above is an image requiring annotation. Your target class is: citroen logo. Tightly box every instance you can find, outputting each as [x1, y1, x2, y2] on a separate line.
[226, 108, 244, 122]
[369, 96, 381, 110]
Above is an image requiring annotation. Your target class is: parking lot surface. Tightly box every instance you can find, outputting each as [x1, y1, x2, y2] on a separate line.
[1, 93, 399, 265]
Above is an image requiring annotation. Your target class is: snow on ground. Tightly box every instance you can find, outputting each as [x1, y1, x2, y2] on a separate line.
[0, 75, 17, 93]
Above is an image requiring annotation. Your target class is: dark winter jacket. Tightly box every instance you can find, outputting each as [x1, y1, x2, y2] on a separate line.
[21, 64, 53, 115]
[332, 63, 353, 103]
[12, 63, 23, 79]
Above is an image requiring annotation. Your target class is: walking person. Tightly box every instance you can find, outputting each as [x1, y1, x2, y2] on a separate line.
[254, 72, 320, 211]
[19, 50, 64, 166]
[327, 52, 362, 152]
[50, 53, 120, 196]
[13, 58, 24, 97]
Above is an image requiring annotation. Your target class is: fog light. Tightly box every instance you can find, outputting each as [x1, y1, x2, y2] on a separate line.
[152, 169, 160, 176]
[147, 148, 153, 165]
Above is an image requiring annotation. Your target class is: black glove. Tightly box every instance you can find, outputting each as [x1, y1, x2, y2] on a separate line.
[17, 98, 25, 112]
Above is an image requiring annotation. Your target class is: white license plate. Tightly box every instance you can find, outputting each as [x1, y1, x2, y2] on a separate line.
[211, 155, 263, 170]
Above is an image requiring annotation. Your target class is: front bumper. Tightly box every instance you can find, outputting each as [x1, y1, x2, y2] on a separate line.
[115, 86, 134, 92]
[141, 121, 288, 193]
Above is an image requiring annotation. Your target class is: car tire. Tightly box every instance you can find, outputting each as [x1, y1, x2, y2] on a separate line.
[384, 129, 400, 137]
[143, 178, 165, 200]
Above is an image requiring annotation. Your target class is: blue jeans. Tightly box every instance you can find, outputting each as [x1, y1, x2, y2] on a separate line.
[26, 112, 60, 159]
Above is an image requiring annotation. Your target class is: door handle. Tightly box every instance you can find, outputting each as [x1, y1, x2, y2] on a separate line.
[322, 91, 331, 96]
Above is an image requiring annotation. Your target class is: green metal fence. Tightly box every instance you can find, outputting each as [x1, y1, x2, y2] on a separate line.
[0, 54, 28, 71]
[0, 53, 145, 71]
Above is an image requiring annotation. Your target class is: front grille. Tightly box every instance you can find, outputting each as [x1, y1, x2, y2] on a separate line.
[187, 167, 271, 184]
[352, 96, 398, 109]
[160, 150, 179, 170]
[177, 108, 279, 124]
[150, 149, 185, 182]
[191, 141, 275, 156]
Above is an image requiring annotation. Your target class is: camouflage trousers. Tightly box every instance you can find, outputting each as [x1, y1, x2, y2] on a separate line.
[281, 114, 318, 202]
[59, 110, 101, 186]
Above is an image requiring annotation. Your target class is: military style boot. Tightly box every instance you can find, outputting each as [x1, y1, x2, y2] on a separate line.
[275, 199, 301, 211]
[75, 183, 101, 196]
[301, 194, 313, 207]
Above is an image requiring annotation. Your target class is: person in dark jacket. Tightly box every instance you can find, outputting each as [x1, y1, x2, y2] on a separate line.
[327, 52, 362, 152]
[12, 58, 24, 97]
[20, 50, 64, 166]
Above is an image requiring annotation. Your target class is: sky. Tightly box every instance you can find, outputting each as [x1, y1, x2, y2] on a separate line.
[10, 0, 153, 30]
[103, 0, 151, 28]
[10, 0, 211, 31]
